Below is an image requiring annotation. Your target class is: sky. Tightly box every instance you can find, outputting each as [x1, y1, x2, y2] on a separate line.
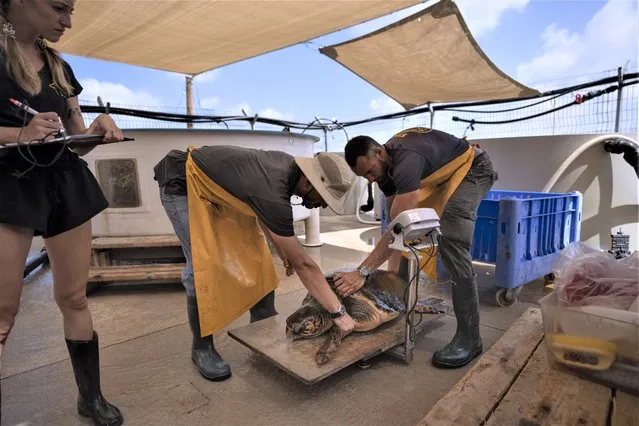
[62, 0, 638, 149]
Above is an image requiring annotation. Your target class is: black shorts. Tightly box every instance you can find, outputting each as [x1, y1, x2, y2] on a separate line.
[0, 156, 109, 238]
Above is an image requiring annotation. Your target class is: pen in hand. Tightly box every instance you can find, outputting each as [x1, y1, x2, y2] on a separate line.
[9, 98, 65, 137]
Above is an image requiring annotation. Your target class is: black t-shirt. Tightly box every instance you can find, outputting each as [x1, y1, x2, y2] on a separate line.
[377, 127, 470, 196]
[0, 48, 84, 171]
[153, 145, 301, 237]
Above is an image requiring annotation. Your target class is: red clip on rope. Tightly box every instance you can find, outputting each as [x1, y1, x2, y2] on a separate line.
[575, 93, 583, 104]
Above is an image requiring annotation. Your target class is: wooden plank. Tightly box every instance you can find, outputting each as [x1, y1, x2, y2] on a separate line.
[92, 235, 181, 250]
[517, 365, 612, 425]
[88, 263, 184, 283]
[227, 305, 445, 385]
[611, 392, 639, 426]
[417, 308, 544, 426]
[485, 341, 550, 425]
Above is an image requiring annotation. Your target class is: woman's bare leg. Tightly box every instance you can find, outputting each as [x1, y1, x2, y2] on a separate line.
[45, 221, 93, 340]
[45, 220, 123, 425]
[0, 224, 33, 369]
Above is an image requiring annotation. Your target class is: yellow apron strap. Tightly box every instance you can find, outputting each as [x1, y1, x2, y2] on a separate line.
[185, 153, 279, 336]
[407, 146, 475, 282]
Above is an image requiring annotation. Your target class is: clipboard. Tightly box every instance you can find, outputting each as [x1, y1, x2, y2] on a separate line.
[0, 133, 134, 150]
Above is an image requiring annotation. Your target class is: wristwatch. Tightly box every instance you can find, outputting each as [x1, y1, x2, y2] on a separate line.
[357, 266, 371, 279]
[330, 304, 347, 319]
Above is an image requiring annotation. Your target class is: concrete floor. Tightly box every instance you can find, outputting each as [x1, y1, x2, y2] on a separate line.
[2, 215, 550, 426]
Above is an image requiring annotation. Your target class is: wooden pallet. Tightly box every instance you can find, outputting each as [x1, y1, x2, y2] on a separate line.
[228, 302, 446, 385]
[88, 263, 185, 284]
[88, 235, 184, 285]
[417, 307, 638, 425]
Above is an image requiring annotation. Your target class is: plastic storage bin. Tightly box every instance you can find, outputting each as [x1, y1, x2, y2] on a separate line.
[471, 190, 583, 306]
[539, 291, 639, 396]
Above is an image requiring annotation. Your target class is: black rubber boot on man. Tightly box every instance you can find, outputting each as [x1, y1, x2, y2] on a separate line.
[249, 290, 278, 323]
[187, 295, 232, 381]
[65, 331, 124, 426]
[432, 276, 483, 368]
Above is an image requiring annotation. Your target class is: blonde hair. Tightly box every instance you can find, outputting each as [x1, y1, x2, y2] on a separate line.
[1, 2, 75, 97]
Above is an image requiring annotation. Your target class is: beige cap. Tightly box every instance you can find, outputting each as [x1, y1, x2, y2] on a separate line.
[295, 152, 357, 215]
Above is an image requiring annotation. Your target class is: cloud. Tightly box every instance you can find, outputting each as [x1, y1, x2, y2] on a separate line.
[228, 102, 253, 116]
[347, 0, 528, 40]
[455, 0, 529, 38]
[78, 78, 162, 107]
[516, 0, 637, 87]
[199, 96, 220, 109]
[369, 96, 404, 115]
[259, 107, 295, 122]
[226, 102, 295, 121]
[194, 69, 221, 83]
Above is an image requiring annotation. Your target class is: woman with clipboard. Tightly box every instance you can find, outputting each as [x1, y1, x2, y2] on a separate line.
[0, 1, 125, 425]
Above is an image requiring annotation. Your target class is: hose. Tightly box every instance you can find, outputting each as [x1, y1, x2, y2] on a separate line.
[360, 182, 375, 212]
[542, 134, 639, 192]
[24, 247, 49, 278]
[355, 178, 379, 225]
[603, 138, 639, 178]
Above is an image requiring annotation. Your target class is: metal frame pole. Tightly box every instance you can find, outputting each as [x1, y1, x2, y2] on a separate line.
[186, 75, 194, 129]
[404, 253, 419, 363]
[615, 66, 624, 132]
[429, 103, 435, 128]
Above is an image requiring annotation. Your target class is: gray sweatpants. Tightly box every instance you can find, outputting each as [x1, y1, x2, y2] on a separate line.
[438, 151, 498, 280]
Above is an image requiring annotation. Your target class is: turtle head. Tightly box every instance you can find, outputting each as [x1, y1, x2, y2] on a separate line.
[285, 305, 332, 340]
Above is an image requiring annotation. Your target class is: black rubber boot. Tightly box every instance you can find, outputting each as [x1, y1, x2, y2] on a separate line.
[249, 290, 278, 323]
[186, 295, 232, 381]
[432, 276, 483, 368]
[65, 331, 124, 426]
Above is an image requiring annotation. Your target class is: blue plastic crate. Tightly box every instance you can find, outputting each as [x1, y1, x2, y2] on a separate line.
[380, 193, 389, 234]
[471, 190, 583, 290]
[380, 189, 583, 292]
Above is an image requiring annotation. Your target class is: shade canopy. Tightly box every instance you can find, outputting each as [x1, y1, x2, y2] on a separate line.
[319, 0, 539, 108]
[52, 0, 423, 75]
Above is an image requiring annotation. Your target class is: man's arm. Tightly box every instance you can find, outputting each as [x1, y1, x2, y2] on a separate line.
[262, 226, 343, 314]
[358, 189, 420, 271]
[258, 219, 293, 276]
[333, 189, 420, 296]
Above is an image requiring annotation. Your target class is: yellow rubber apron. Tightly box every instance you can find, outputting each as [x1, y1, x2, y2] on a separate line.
[401, 144, 476, 281]
[185, 146, 279, 336]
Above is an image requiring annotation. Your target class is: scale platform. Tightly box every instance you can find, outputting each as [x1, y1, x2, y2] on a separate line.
[227, 310, 445, 385]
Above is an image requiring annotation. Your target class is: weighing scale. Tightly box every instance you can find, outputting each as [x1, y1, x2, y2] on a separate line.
[228, 208, 445, 384]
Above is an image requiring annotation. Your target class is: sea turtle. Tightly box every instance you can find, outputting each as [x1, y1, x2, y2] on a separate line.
[285, 269, 449, 365]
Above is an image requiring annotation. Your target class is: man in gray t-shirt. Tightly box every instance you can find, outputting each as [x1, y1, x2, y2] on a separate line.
[153, 145, 357, 382]
[335, 127, 498, 370]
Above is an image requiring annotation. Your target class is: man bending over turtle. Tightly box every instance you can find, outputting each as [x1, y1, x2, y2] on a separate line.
[153, 146, 357, 381]
[334, 127, 498, 369]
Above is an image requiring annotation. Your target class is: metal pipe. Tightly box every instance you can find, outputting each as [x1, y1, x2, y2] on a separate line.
[186, 76, 194, 129]
[404, 252, 419, 363]
[429, 103, 434, 128]
[615, 67, 624, 132]
[24, 249, 49, 278]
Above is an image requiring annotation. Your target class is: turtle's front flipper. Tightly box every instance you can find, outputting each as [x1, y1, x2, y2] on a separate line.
[315, 325, 344, 365]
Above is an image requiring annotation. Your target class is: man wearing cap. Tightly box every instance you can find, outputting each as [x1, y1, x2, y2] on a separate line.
[153, 145, 357, 382]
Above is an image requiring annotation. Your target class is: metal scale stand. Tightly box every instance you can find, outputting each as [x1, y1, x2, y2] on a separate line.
[360, 207, 442, 367]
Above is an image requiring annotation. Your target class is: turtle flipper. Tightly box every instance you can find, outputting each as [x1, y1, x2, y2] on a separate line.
[315, 325, 345, 365]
